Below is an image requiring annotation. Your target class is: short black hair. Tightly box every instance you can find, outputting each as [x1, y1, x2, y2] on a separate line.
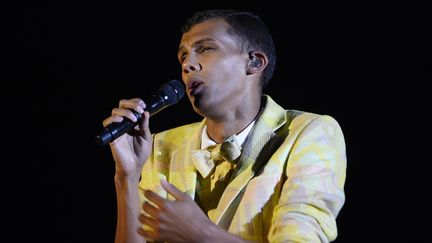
[181, 9, 276, 90]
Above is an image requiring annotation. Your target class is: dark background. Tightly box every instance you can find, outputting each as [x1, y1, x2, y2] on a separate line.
[8, 4, 412, 243]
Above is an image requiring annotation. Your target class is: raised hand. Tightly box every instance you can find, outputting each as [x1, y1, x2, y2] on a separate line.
[102, 98, 153, 177]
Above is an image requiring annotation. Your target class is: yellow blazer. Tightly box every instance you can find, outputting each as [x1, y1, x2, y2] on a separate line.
[139, 95, 346, 242]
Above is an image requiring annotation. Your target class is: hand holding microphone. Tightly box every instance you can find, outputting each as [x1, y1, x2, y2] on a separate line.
[96, 79, 185, 146]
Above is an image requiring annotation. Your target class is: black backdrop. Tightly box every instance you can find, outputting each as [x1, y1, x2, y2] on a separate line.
[9, 4, 409, 243]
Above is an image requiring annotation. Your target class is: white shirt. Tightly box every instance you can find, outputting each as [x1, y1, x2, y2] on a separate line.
[200, 120, 255, 150]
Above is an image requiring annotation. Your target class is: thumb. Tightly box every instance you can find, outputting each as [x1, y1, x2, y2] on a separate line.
[160, 180, 185, 200]
[138, 111, 152, 141]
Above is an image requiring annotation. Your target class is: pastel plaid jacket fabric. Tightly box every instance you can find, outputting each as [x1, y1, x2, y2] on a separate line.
[138, 95, 346, 242]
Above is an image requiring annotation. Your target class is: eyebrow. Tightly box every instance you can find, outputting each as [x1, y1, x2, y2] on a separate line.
[177, 38, 217, 56]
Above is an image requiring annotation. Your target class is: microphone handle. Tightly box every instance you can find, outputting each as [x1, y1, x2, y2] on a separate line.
[96, 116, 137, 146]
[95, 94, 167, 146]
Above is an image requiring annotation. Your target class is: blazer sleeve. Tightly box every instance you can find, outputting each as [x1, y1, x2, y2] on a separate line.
[268, 115, 347, 243]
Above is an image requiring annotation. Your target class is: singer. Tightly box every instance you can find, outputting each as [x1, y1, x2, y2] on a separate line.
[101, 9, 347, 243]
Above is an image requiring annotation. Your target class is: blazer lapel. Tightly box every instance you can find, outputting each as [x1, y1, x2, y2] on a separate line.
[168, 120, 206, 200]
[210, 95, 287, 225]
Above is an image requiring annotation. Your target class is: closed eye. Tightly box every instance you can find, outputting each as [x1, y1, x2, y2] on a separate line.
[180, 53, 187, 62]
[178, 45, 215, 63]
[196, 46, 214, 54]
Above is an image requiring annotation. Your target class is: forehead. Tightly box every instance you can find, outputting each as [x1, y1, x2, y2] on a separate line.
[180, 18, 237, 47]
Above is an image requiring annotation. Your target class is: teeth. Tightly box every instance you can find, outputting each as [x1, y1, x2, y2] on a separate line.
[191, 82, 200, 89]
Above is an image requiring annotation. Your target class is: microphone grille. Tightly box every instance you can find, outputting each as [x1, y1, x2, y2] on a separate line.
[160, 79, 185, 105]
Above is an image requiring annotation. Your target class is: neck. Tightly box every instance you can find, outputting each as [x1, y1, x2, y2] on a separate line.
[205, 96, 261, 143]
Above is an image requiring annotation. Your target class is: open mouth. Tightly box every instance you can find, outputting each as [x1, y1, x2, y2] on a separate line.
[188, 79, 204, 96]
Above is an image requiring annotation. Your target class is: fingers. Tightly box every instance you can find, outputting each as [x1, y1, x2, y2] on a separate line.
[119, 98, 146, 113]
[112, 107, 139, 122]
[114, 98, 145, 121]
[102, 98, 146, 127]
[102, 115, 123, 127]
[139, 210, 159, 229]
[160, 180, 185, 200]
[144, 190, 166, 208]
[142, 201, 159, 217]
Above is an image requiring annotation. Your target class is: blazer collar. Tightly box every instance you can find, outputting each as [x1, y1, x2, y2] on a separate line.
[168, 119, 205, 200]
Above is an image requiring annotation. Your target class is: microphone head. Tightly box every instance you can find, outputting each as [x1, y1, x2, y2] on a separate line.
[159, 79, 185, 105]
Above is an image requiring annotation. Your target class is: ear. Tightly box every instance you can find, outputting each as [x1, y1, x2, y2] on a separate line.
[247, 51, 268, 75]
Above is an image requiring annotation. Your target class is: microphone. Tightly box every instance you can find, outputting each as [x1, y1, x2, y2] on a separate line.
[95, 79, 185, 146]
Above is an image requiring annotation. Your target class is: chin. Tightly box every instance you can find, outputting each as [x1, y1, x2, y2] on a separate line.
[192, 94, 202, 109]
[191, 94, 207, 116]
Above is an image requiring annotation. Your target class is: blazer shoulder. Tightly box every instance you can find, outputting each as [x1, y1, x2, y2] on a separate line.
[285, 110, 343, 134]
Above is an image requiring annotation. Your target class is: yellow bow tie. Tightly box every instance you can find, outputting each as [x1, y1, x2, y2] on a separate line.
[191, 136, 242, 178]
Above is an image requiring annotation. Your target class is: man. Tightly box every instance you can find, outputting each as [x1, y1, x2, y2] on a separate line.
[102, 9, 346, 242]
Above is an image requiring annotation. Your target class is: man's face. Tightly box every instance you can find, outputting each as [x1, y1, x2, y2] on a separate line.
[178, 19, 252, 118]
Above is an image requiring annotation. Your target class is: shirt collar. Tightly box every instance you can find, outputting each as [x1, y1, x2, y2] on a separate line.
[200, 120, 255, 149]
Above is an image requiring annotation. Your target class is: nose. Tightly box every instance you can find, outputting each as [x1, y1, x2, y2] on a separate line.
[182, 57, 201, 74]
